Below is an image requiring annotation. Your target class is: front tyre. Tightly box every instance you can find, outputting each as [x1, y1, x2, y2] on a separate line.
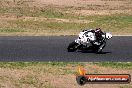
[96, 42, 106, 53]
[67, 41, 79, 52]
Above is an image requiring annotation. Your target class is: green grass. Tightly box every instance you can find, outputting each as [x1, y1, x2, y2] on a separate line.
[95, 15, 132, 32]
[0, 62, 131, 88]
[13, 20, 86, 30]
[0, 28, 27, 32]
[6, 14, 131, 35]
[93, 62, 132, 69]
[120, 85, 132, 88]
[0, 6, 78, 19]
[0, 62, 132, 71]
[0, 62, 84, 69]
[0, 3, 132, 35]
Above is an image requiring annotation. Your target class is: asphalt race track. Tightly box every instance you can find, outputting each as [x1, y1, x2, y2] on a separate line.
[0, 36, 132, 61]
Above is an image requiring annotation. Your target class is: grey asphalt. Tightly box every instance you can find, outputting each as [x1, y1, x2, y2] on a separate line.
[0, 36, 132, 61]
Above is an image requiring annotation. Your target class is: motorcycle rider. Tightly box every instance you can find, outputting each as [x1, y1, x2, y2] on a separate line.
[79, 28, 104, 46]
[94, 28, 105, 45]
[68, 28, 112, 52]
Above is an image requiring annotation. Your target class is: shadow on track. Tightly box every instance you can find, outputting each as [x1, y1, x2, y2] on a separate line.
[77, 50, 111, 54]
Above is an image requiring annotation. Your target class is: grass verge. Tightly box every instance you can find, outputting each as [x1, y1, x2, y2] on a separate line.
[0, 62, 131, 88]
[93, 62, 132, 69]
[0, 4, 132, 36]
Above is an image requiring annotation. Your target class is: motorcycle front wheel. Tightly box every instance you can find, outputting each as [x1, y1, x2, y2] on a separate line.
[94, 42, 106, 53]
[67, 41, 79, 52]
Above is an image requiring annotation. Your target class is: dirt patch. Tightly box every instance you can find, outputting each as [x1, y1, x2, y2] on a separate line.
[22, 16, 93, 23]
[34, 0, 132, 10]
[34, 0, 81, 7]
[70, 9, 132, 15]
[2, 0, 132, 10]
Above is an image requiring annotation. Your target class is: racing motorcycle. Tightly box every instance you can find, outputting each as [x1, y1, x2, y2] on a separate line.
[67, 30, 112, 53]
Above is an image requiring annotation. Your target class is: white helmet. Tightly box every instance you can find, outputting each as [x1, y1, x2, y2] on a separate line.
[106, 33, 112, 39]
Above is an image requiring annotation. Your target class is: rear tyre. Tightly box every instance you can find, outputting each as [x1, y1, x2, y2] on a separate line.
[67, 41, 79, 52]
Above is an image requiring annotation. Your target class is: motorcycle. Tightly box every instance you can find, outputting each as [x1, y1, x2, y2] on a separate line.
[67, 30, 112, 53]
